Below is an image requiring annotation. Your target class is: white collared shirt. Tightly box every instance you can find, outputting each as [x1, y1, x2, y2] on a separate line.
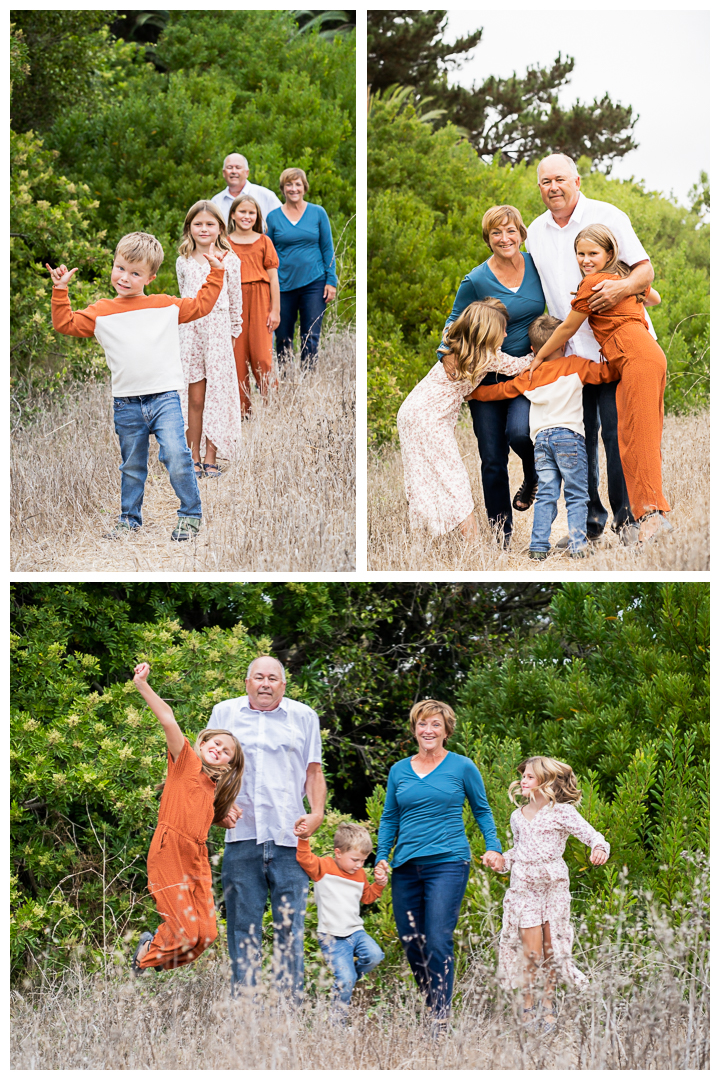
[525, 191, 655, 362]
[211, 181, 282, 229]
[209, 694, 322, 847]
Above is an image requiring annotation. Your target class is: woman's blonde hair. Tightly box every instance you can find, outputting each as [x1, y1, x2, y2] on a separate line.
[574, 224, 645, 302]
[194, 728, 245, 825]
[482, 204, 528, 247]
[508, 756, 582, 808]
[279, 167, 309, 195]
[177, 200, 233, 258]
[228, 194, 264, 235]
[409, 699, 456, 743]
[438, 299, 508, 385]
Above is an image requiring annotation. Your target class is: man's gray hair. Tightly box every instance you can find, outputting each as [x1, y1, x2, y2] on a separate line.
[223, 153, 249, 169]
[537, 153, 579, 181]
[247, 656, 286, 680]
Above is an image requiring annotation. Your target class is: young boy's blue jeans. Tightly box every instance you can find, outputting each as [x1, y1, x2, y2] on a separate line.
[531, 427, 589, 554]
[112, 391, 201, 528]
[319, 929, 384, 1012]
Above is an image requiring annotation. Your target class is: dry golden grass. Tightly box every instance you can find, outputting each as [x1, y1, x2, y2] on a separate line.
[368, 410, 709, 571]
[11, 330, 355, 572]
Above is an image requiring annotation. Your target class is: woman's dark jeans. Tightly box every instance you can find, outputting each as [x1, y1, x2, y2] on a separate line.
[467, 371, 537, 541]
[276, 276, 327, 370]
[391, 859, 470, 1019]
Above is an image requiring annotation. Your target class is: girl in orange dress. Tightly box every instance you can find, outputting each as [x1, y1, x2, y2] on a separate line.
[227, 195, 280, 416]
[530, 224, 669, 544]
[130, 662, 244, 973]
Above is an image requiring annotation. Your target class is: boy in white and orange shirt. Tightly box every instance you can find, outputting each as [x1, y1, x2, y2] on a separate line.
[47, 231, 226, 541]
[469, 313, 620, 559]
[295, 821, 387, 1018]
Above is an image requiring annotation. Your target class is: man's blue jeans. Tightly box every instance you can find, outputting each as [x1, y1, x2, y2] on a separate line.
[583, 381, 634, 534]
[391, 859, 470, 1019]
[221, 840, 309, 1001]
[531, 427, 589, 554]
[276, 276, 327, 370]
[467, 372, 537, 541]
[112, 391, 201, 528]
[319, 929, 384, 1009]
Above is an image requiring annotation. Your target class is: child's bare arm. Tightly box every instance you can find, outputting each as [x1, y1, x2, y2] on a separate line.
[267, 267, 281, 331]
[133, 663, 184, 760]
[644, 287, 661, 307]
[46, 263, 79, 289]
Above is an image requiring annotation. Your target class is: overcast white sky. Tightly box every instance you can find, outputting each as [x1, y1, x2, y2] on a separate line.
[443, 9, 709, 207]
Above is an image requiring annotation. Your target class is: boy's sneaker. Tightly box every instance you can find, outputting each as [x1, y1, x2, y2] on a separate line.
[171, 516, 202, 541]
[528, 550, 548, 560]
[103, 520, 140, 540]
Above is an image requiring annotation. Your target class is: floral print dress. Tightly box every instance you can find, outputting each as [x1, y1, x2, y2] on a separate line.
[498, 801, 610, 989]
[176, 252, 243, 460]
[397, 350, 532, 535]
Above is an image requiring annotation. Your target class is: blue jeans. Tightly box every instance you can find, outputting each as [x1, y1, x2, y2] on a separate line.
[531, 427, 589, 554]
[112, 391, 201, 528]
[583, 381, 634, 534]
[276, 276, 327, 370]
[467, 372, 537, 541]
[221, 840, 309, 1001]
[319, 929, 384, 1009]
[391, 859, 470, 1019]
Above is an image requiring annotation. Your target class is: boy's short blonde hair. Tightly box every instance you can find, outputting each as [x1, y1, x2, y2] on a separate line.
[528, 313, 563, 352]
[334, 822, 373, 855]
[114, 232, 165, 275]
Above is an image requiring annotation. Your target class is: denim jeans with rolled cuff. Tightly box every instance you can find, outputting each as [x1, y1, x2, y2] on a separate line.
[112, 390, 201, 529]
[221, 839, 309, 1003]
[530, 426, 589, 554]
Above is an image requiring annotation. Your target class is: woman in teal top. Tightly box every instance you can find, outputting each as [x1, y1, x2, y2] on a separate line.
[375, 699, 504, 1022]
[440, 205, 546, 545]
[265, 168, 337, 371]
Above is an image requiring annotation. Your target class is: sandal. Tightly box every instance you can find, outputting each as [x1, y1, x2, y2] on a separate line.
[513, 476, 538, 512]
[131, 931, 155, 976]
[203, 463, 222, 479]
[193, 460, 204, 480]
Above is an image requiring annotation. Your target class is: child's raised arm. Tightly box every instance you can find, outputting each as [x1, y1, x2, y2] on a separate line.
[529, 309, 588, 375]
[133, 663, 185, 761]
[46, 263, 79, 289]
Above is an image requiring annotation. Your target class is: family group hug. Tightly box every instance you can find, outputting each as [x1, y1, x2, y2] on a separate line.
[130, 656, 610, 1036]
[398, 152, 672, 556]
[46, 153, 337, 541]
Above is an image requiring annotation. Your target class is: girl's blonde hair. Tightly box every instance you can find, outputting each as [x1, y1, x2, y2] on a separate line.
[438, 299, 508, 384]
[177, 200, 233, 258]
[574, 224, 645, 302]
[509, 756, 582, 808]
[228, 194, 264, 235]
[193, 728, 245, 825]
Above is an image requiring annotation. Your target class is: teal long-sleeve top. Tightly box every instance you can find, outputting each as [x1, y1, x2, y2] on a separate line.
[375, 752, 502, 868]
[437, 251, 546, 360]
[265, 203, 338, 292]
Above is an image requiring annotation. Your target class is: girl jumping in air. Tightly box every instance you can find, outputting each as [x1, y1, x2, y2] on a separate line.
[530, 224, 668, 544]
[131, 662, 244, 974]
[488, 757, 609, 1034]
[397, 299, 527, 542]
[176, 201, 244, 478]
[227, 195, 281, 417]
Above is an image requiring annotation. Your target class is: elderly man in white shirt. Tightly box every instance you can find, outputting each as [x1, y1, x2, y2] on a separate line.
[525, 153, 656, 546]
[213, 655, 326, 1001]
[211, 153, 282, 228]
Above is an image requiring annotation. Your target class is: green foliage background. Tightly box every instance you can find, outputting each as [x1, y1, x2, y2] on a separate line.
[11, 583, 708, 985]
[10, 11, 355, 398]
[367, 101, 710, 444]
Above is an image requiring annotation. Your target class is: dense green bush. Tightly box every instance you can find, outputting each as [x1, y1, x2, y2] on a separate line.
[368, 101, 709, 443]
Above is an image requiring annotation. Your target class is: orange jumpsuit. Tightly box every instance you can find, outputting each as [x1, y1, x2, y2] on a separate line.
[228, 235, 280, 415]
[139, 737, 218, 970]
[571, 273, 670, 521]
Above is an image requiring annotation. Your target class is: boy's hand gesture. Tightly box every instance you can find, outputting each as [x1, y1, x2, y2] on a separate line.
[203, 243, 228, 270]
[133, 662, 150, 686]
[46, 263, 79, 289]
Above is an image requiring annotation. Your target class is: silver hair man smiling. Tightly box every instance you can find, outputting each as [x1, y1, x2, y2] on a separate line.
[525, 152, 656, 546]
[211, 152, 281, 227]
[211, 654, 326, 1002]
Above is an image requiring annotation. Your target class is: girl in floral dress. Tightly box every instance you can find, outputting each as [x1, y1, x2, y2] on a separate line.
[490, 757, 609, 1034]
[397, 299, 530, 542]
[176, 201, 243, 478]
